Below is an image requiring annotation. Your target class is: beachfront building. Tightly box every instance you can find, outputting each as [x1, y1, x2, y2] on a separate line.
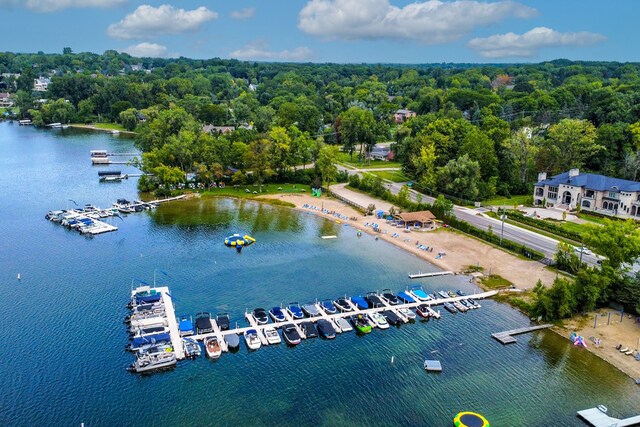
[394, 109, 416, 123]
[395, 211, 436, 230]
[533, 169, 640, 220]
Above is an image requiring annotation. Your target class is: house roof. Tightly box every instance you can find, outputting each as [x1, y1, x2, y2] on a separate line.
[396, 109, 414, 115]
[396, 211, 436, 223]
[535, 171, 640, 192]
[0, 92, 10, 98]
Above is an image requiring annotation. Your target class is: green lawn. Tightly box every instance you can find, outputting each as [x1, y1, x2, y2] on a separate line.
[367, 170, 410, 182]
[576, 212, 610, 226]
[92, 123, 127, 131]
[480, 274, 514, 289]
[482, 195, 532, 207]
[201, 183, 312, 199]
[336, 151, 402, 169]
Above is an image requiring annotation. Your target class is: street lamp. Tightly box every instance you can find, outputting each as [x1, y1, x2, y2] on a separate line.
[500, 211, 506, 245]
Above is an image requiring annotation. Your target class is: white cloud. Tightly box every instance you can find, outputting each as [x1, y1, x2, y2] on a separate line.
[468, 27, 606, 58]
[230, 7, 255, 20]
[121, 42, 175, 58]
[0, 0, 125, 13]
[107, 4, 217, 40]
[230, 41, 312, 61]
[298, 0, 537, 44]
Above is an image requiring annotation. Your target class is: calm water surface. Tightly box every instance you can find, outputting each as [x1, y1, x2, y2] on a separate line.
[0, 122, 638, 426]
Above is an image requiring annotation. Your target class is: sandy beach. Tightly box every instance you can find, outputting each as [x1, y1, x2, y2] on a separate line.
[261, 193, 558, 290]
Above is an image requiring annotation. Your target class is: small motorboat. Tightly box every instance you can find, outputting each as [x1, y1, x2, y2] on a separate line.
[195, 312, 213, 334]
[216, 313, 230, 330]
[416, 304, 431, 319]
[182, 337, 201, 359]
[263, 327, 281, 345]
[178, 316, 194, 337]
[252, 308, 269, 324]
[320, 299, 337, 315]
[316, 319, 337, 339]
[444, 302, 457, 313]
[333, 298, 353, 312]
[381, 289, 399, 305]
[454, 301, 468, 312]
[282, 324, 301, 345]
[287, 302, 304, 319]
[127, 333, 171, 352]
[365, 292, 384, 308]
[300, 321, 318, 338]
[225, 333, 240, 351]
[302, 303, 321, 317]
[410, 285, 431, 301]
[427, 306, 441, 319]
[468, 298, 481, 308]
[448, 291, 457, 298]
[244, 329, 261, 350]
[398, 307, 416, 320]
[130, 326, 169, 338]
[382, 310, 402, 326]
[456, 290, 466, 296]
[204, 337, 222, 359]
[335, 317, 353, 332]
[351, 315, 372, 334]
[459, 299, 471, 309]
[351, 295, 369, 310]
[368, 312, 389, 329]
[269, 307, 286, 322]
[438, 291, 449, 299]
[397, 292, 415, 304]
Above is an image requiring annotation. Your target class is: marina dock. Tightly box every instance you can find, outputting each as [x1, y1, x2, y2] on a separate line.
[491, 324, 552, 344]
[408, 271, 454, 279]
[190, 290, 498, 345]
[577, 406, 640, 426]
[157, 287, 185, 359]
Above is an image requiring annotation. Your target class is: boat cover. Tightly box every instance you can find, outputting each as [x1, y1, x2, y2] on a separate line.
[136, 294, 162, 304]
[131, 333, 171, 348]
[225, 334, 240, 348]
[397, 292, 415, 303]
[179, 318, 193, 332]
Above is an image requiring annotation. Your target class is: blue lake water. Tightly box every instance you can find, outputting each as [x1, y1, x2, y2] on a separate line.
[0, 122, 638, 426]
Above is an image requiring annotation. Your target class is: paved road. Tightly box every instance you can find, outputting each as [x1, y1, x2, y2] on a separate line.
[331, 167, 600, 266]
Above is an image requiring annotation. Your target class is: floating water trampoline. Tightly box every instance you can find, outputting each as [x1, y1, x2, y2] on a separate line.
[224, 234, 256, 248]
[453, 412, 490, 427]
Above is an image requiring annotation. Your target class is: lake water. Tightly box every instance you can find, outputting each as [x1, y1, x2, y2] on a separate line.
[0, 122, 638, 426]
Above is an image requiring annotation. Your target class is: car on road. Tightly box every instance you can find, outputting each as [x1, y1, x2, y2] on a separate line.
[574, 246, 594, 256]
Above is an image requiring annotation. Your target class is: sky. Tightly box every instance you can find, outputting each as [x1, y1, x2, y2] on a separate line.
[0, 0, 637, 63]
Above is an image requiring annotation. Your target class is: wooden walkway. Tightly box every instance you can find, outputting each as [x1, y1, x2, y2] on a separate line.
[408, 271, 454, 279]
[134, 286, 185, 360]
[190, 290, 498, 346]
[492, 324, 553, 344]
[577, 407, 640, 426]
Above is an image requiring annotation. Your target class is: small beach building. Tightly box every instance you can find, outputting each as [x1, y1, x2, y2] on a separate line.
[395, 211, 436, 230]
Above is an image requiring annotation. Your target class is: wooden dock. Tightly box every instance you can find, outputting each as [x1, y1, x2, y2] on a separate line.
[491, 324, 552, 344]
[408, 271, 454, 279]
[190, 290, 499, 344]
[577, 406, 640, 426]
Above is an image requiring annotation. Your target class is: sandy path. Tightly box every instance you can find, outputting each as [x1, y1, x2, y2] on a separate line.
[261, 193, 557, 290]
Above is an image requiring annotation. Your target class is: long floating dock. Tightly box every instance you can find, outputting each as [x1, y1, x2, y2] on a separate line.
[157, 287, 185, 359]
[408, 271, 454, 279]
[577, 407, 640, 427]
[190, 290, 499, 347]
[491, 324, 552, 344]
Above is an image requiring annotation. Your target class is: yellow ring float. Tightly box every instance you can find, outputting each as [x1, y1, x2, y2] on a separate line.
[453, 412, 490, 427]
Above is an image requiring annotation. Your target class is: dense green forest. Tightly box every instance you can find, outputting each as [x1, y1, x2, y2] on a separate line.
[3, 51, 640, 201]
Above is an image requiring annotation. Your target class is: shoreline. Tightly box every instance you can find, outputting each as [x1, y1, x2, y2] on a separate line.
[260, 192, 640, 382]
[70, 124, 135, 135]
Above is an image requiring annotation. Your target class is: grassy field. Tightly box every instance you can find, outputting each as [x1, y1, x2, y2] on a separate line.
[576, 212, 610, 225]
[480, 274, 514, 289]
[336, 152, 402, 169]
[92, 123, 127, 131]
[366, 170, 409, 182]
[201, 183, 312, 200]
[482, 195, 531, 207]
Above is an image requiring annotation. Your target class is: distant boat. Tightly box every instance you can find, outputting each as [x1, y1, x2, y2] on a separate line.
[204, 337, 222, 359]
[263, 327, 281, 345]
[286, 302, 304, 319]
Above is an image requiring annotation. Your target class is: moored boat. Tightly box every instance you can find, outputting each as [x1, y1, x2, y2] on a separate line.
[300, 321, 318, 338]
[365, 292, 384, 308]
[438, 291, 450, 299]
[264, 327, 281, 345]
[351, 314, 372, 334]
[252, 308, 269, 324]
[382, 310, 402, 326]
[269, 306, 286, 322]
[351, 295, 369, 310]
[178, 315, 194, 337]
[333, 297, 353, 312]
[398, 307, 416, 321]
[225, 333, 240, 351]
[368, 312, 389, 329]
[282, 324, 301, 345]
[417, 304, 431, 319]
[287, 302, 304, 319]
[397, 291, 415, 303]
[410, 285, 431, 301]
[216, 313, 230, 330]
[182, 337, 201, 359]
[195, 312, 213, 334]
[127, 350, 176, 373]
[320, 299, 337, 314]
[444, 302, 457, 313]
[381, 289, 400, 305]
[335, 317, 353, 332]
[244, 329, 261, 350]
[316, 319, 337, 339]
[302, 302, 321, 317]
[205, 336, 222, 359]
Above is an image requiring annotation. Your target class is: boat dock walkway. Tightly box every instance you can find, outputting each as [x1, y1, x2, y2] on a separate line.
[190, 290, 498, 346]
[492, 324, 553, 344]
[577, 407, 640, 426]
[408, 271, 454, 279]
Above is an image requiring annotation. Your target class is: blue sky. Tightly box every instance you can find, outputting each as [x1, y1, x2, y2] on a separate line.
[0, 0, 636, 63]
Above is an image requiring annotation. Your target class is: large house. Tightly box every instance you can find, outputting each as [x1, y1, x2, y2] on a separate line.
[533, 169, 640, 220]
[33, 77, 50, 92]
[394, 109, 416, 123]
[0, 92, 13, 107]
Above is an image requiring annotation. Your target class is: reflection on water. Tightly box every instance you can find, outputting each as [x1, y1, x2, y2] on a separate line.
[0, 122, 638, 426]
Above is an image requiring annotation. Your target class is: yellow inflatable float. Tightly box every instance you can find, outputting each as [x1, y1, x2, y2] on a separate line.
[453, 412, 490, 427]
[224, 234, 256, 247]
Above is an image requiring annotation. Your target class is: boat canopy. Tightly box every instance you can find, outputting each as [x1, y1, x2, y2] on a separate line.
[179, 318, 193, 332]
[136, 294, 162, 304]
[131, 333, 171, 348]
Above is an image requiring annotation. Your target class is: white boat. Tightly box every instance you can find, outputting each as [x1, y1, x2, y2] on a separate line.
[127, 350, 176, 373]
[204, 337, 222, 359]
[368, 312, 389, 329]
[335, 317, 353, 332]
[182, 338, 201, 359]
[453, 301, 468, 312]
[244, 329, 261, 350]
[263, 327, 281, 345]
[398, 307, 416, 320]
[91, 150, 109, 164]
[427, 306, 441, 319]
[129, 316, 168, 330]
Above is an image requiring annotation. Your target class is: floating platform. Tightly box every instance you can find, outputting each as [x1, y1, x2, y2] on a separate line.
[491, 324, 553, 345]
[424, 359, 442, 372]
[408, 271, 454, 279]
[577, 406, 640, 427]
[321, 235, 337, 239]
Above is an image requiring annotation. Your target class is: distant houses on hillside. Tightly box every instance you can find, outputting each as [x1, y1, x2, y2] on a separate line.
[394, 109, 416, 123]
[0, 92, 14, 107]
